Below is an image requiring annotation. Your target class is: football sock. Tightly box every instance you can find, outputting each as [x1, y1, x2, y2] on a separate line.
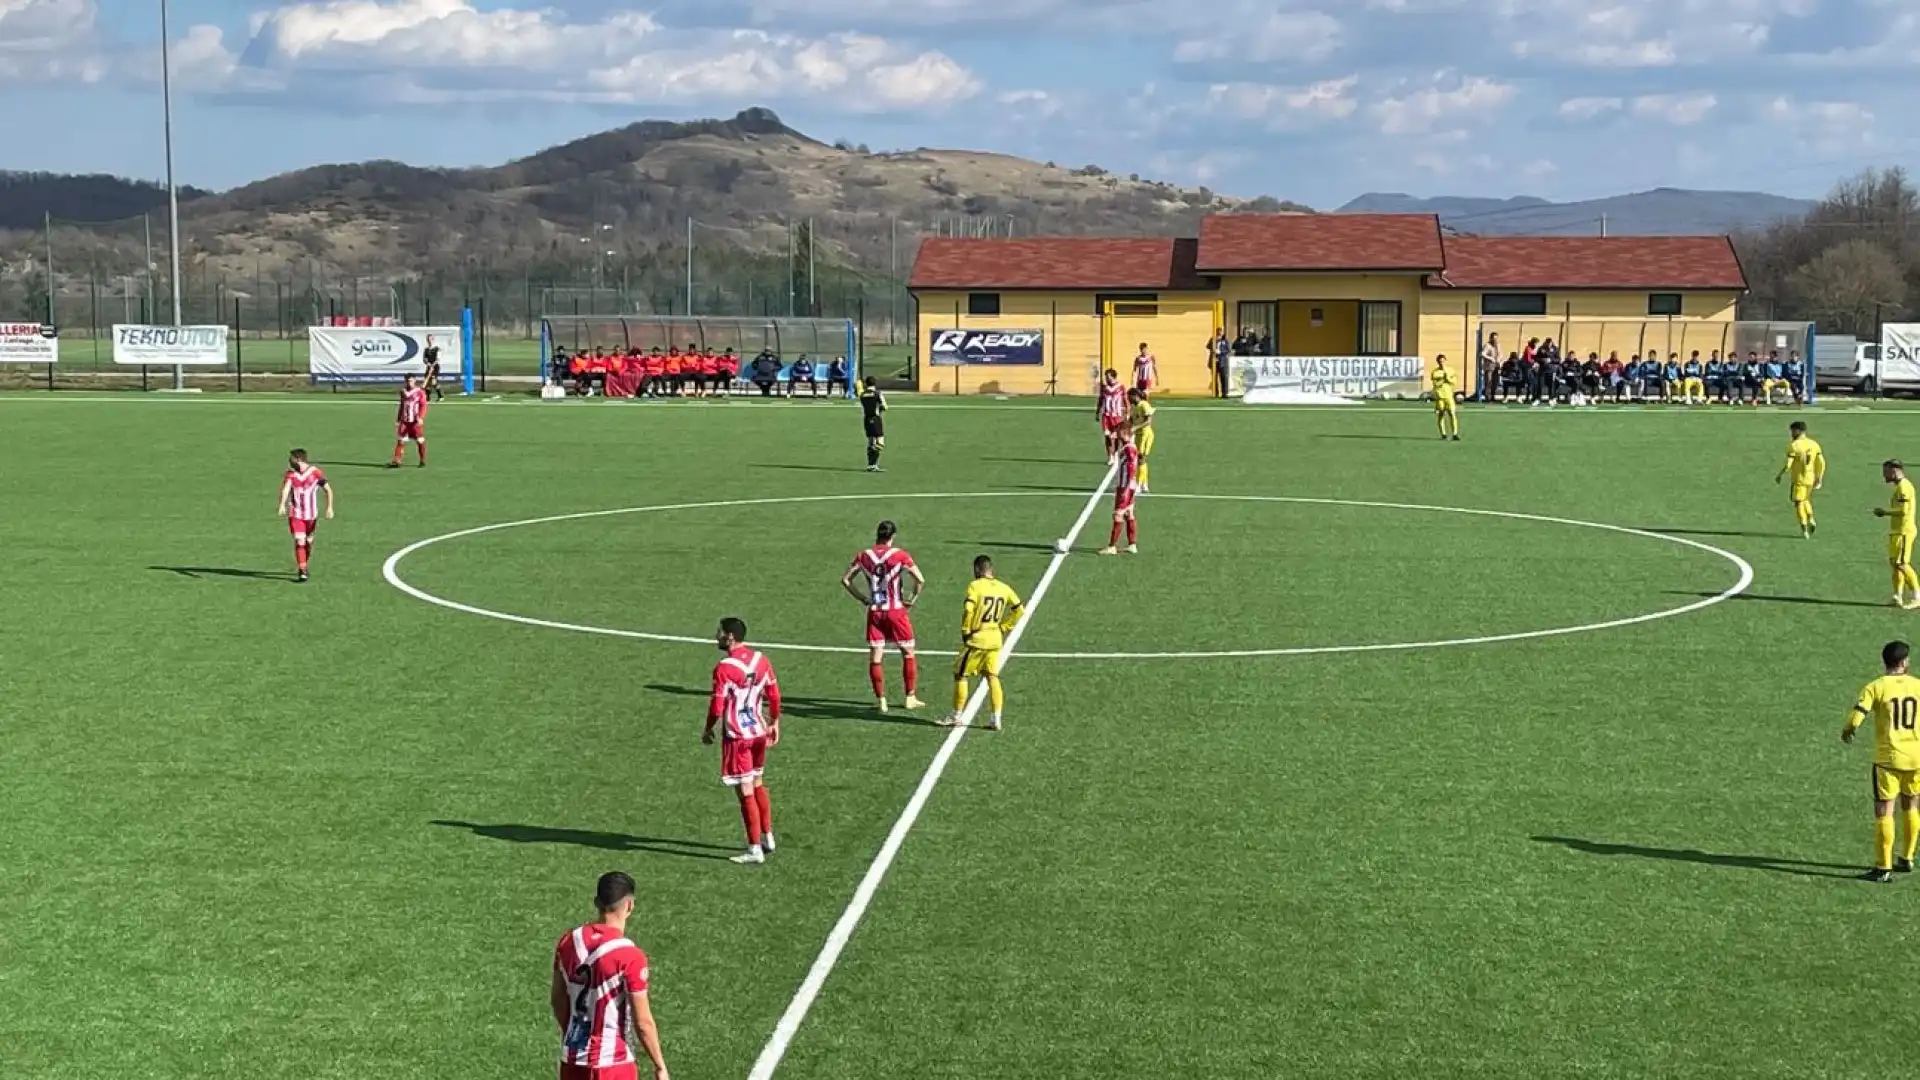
[903, 656, 919, 694]
[295, 544, 308, 571]
[869, 663, 886, 698]
[416, 441, 427, 464]
[953, 678, 969, 712]
[391, 442, 405, 464]
[867, 447, 879, 467]
[1139, 461, 1151, 487]
[1904, 565, 1919, 597]
[1896, 567, 1907, 598]
[740, 795, 762, 848]
[1903, 807, 1919, 861]
[1125, 518, 1137, 544]
[1109, 521, 1122, 546]
[987, 675, 1004, 715]
[1876, 815, 1895, 869]
[754, 786, 772, 834]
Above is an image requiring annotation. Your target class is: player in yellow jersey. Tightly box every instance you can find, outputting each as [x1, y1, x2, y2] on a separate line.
[1431, 355, 1460, 440]
[1127, 388, 1155, 493]
[1875, 460, 1920, 608]
[1843, 640, 1920, 880]
[1774, 421, 1825, 538]
[941, 554, 1024, 732]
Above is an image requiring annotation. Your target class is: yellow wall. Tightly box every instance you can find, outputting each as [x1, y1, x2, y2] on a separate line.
[1216, 273, 1426, 357]
[1423, 290, 1741, 379]
[914, 291, 1101, 395]
[1104, 300, 1220, 396]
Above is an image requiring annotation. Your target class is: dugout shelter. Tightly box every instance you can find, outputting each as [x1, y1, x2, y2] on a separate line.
[909, 214, 1750, 398]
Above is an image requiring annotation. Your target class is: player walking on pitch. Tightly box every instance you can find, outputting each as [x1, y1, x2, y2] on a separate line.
[1776, 421, 1825, 538]
[703, 617, 781, 864]
[422, 335, 444, 402]
[552, 871, 670, 1080]
[390, 375, 428, 468]
[1099, 431, 1143, 555]
[1431, 355, 1460, 440]
[1131, 342, 1157, 393]
[1842, 641, 1920, 881]
[942, 555, 1024, 731]
[1098, 369, 1129, 462]
[860, 376, 887, 472]
[1128, 388, 1155, 492]
[843, 520, 926, 713]
[276, 449, 332, 583]
[1876, 459, 1919, 608]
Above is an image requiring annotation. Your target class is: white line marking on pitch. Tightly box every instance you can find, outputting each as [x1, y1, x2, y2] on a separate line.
[743, 462, 1118, 1080]
[382, 492, 1753, 659]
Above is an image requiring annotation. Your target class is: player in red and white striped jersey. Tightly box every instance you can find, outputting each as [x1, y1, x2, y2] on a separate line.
[389, 375, 428, 468]
[1097, 368, 1129, 462]
[841, 520, 927, 713]
[551, 872, 669, 1080]
[702, 618, 783, 864]
[1099, 432, 1142, 556]
[276, 449, 333, 582]
[1130, 342, 1157, 393]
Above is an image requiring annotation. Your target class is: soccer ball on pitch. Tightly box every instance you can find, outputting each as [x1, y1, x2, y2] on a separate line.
[1053, 539, 1071, 553]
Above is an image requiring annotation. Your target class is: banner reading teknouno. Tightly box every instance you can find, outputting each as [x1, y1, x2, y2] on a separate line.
[308, 325, 463, 383]
[1229, 355, 1425, 403]
[0, 323, 58, 363]
[111, 324, 229, 365]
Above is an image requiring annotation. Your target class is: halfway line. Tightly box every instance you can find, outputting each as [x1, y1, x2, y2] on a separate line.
[744, 460, 1120, 1080]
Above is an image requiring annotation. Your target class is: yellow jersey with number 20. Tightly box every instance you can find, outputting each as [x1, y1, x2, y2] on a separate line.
[960, 577, 1025, 651]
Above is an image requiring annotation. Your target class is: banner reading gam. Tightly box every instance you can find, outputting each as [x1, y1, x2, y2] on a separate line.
[1229, 355, 1425, 403]
[308, 325, 463, 383]
[928, 328, 1044, 366]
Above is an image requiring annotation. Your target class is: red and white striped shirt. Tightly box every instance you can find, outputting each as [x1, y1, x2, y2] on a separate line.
[1132, 353, 1156, 384]
[554, 923, 649, 1069]
[398, 387, 428, 424]
[710, 645, 780, 741]
[1099, 382, 1128, 422]
[850, 544, 917, 611]
[283, 466, 326, 521]
[1116, 443, 1142, 494]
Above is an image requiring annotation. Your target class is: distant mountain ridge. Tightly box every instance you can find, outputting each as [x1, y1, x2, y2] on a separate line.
[1338, 188, 1815, 236]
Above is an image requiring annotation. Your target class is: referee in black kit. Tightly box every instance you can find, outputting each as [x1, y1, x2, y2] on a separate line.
[422, 335, 444, 401]
[861, 376, 887, 472]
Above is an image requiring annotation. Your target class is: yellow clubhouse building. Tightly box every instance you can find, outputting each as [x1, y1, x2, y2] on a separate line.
[908, 213, 1748, 396]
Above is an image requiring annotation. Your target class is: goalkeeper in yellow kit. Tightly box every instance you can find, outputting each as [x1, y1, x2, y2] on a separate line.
[940, 554, 1024, 732]
[1774, 421, 1824, 538]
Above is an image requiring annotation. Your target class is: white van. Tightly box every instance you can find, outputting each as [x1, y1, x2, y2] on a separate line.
[1813, 336, 1882, 393]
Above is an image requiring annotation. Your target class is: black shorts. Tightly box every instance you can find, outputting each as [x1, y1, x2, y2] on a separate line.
[865, 421, 884, 440]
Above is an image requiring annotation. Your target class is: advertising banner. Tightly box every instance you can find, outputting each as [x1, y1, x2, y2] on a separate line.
[1879, 324, 1920, 387]
[111, 324, 229, 365]
[1229, 355, 1425, 404]
[928, 327, 1044, 366]
[308, 325, 462, 383]
[0, 322, 58, 364]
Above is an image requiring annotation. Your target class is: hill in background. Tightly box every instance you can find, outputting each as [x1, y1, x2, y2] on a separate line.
[1339, 188, 1815, 235]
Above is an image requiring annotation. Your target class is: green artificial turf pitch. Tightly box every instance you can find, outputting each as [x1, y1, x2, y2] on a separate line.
[3, 393, 1919, 1079]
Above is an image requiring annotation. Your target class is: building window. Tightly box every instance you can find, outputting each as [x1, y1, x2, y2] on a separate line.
[1236, 301, 1277, 351]
[967, 292, 1000, 316]
[1359, 301, 1401, 355]
[1095, 292, 1158, 316]
[1480, 292, 1548, 316]
[1647, 292, 1683, 316]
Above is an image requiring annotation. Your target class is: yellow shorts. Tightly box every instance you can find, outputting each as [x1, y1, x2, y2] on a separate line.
[1434, 396, 1455, 413]
[1875, 765, 1920, 801]
[1892, 533, 1915, 565]
[1685, 377, 1704, 396]
[954, 645, 1001, 679]
[1790, 484, 1812, 504]
[1138, 427, 1155, 456]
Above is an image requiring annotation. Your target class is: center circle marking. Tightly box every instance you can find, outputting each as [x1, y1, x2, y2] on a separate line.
[380, 491, 1754, 660]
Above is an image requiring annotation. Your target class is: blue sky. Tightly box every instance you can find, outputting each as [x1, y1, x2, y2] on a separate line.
[3, 0, 1917, 208]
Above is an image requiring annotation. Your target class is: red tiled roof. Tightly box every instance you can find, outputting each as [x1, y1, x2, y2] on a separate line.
[1432, 236, 1747, 290]
[908, 236, 1206, 291]
[1196, 213, 1445, 272]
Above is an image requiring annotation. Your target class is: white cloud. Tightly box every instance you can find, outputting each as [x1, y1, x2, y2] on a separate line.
[1370, 72, 1513, 133]
[172, 0, 980, 109]
[1174, 11, 1341, 63]
[1558, 96, 1622, 120]
[1631, 92, 1716, 124]
[1204, 76, 1358, 129]
[0, 0, 105, 82]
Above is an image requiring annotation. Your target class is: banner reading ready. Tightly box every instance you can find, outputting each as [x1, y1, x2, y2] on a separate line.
[308, 325, 463, 383]
[1880, 324, 1920, 386]
[111, 324, 229, 365]
[0, 323, 58, 364]
[928, 328, 1044, 366]
[1229, 355, 1424, 403]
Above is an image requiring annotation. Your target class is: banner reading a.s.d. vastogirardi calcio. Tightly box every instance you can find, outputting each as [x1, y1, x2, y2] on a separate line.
[308, 325, 463, 382]
[1229, 355, 1425, 404]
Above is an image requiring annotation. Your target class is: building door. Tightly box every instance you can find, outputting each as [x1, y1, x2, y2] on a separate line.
[1358, 301, 1402, 355]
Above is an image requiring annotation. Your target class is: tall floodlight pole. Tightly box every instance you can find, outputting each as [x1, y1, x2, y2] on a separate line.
[44, 212, 54, 324]
[160, 0, 187, 389]
[685, 216, 694, 315]
[143, 213, 156, 317]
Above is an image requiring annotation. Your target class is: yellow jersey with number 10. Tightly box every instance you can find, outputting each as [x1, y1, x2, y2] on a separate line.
[1892, 477, 1917, 535]
[960, 577, 1025, 651]
[1853, 673, 1920, 770]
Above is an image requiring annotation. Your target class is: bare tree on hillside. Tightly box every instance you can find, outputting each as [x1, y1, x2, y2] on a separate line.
[1787, 238, 1906, 335]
